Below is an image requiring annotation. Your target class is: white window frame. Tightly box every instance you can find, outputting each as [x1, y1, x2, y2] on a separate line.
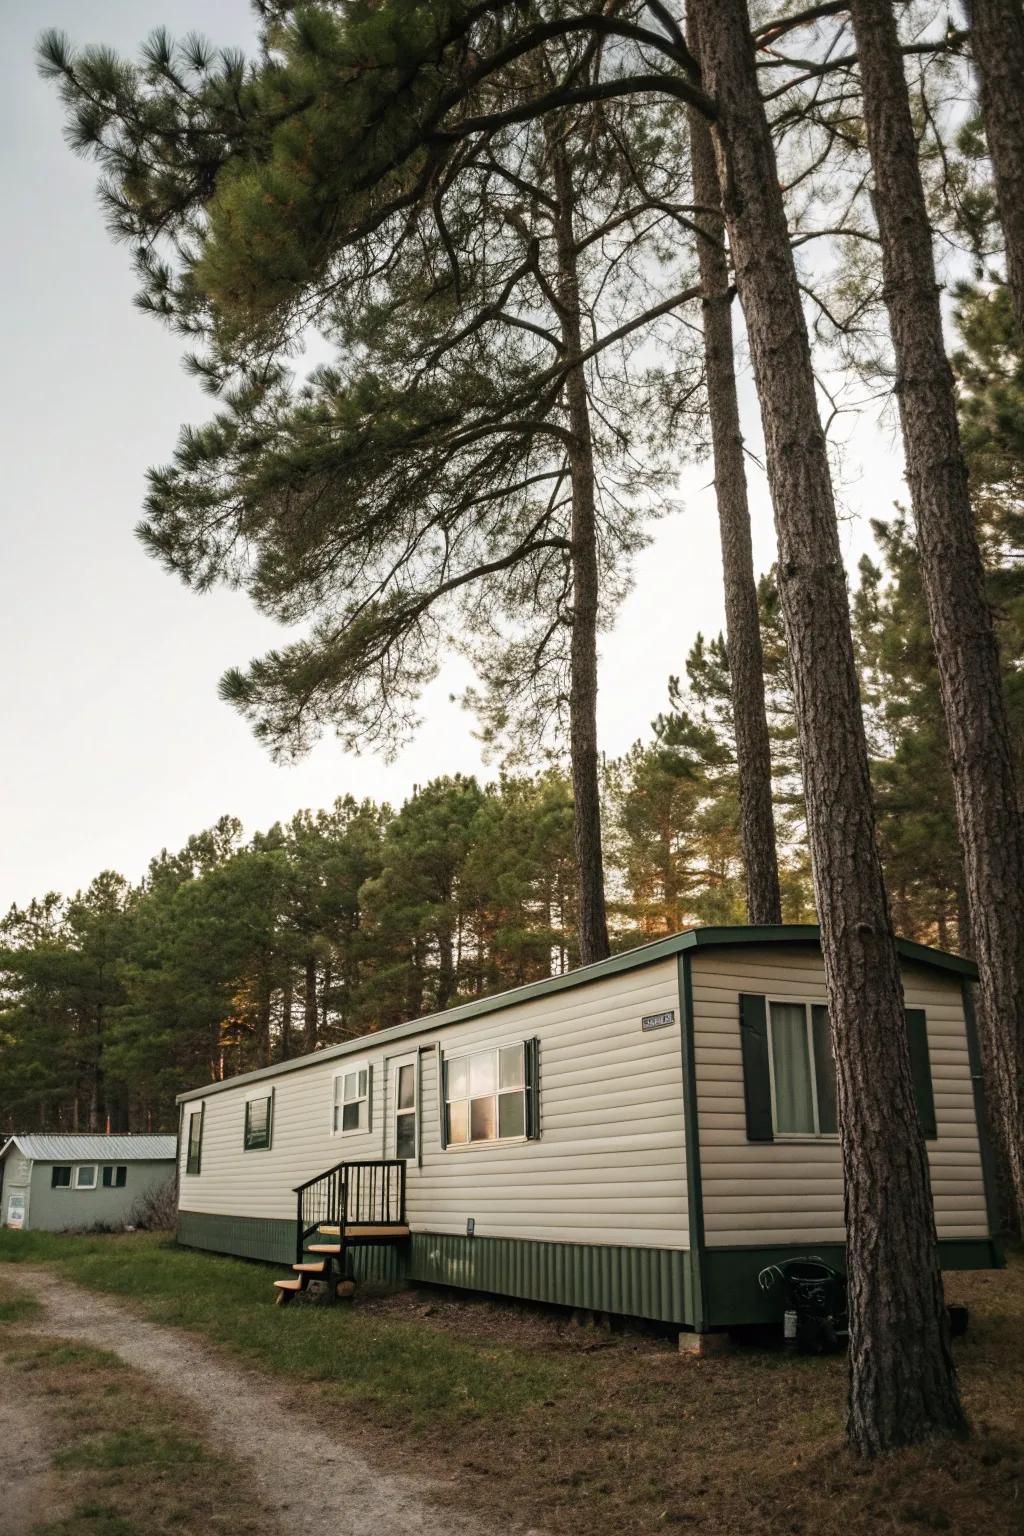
[392, 1054, 419, 1163]
[765, 997, 838, 1142]
[102, 1165, 128, 1189]
[331, 1061, 370, 1137]
[443, 1040, 528, 1150]
[73, 1164, 98, 1190]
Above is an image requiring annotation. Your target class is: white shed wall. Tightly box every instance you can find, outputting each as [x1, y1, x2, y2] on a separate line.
[690, 947, 989, 1247]
[178, 957, 688, 1250]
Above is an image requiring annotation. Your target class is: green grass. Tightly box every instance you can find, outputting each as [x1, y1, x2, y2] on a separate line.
[57, 1429, 212, 1471]
[3, 1229, 1022, 1536]
[0, 1228, 568, 1429]
[0, 1300, 268, 1536]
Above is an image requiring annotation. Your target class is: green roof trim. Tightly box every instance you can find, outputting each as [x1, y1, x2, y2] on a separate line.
[176, 924, 978, 1104]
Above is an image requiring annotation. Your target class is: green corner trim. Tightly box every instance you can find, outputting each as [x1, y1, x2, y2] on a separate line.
[678, 952, 706, 1330]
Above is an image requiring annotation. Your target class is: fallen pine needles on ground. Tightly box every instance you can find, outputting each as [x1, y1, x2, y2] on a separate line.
[1, 1231, 1021, 1536]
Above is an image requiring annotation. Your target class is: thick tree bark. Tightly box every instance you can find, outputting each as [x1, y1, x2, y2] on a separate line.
[968, 0, 1024, 340]
[850, 0, 1024, 1232]
[550, 131, 611, 966]
[690, 0, 967, 1454]
[688, 81, 782, 925]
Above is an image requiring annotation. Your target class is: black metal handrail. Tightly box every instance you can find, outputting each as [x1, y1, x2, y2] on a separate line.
[292, 1159, 406, 1264]
[341, 1159, 406, 1227]
[293, 1160, 346, 1263]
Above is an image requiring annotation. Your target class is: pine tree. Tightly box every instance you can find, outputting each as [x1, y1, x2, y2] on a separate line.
[690, 0, 965, 1453]
[849, 0, 1024, 1237]
[966, 0, 1024, 339]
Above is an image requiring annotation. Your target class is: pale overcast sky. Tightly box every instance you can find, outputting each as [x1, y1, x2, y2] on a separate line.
[0, 0, 908, 913]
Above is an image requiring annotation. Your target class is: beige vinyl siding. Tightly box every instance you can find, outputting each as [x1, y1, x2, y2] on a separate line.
[691, 947, 989, 1247]
[178, 958, 688, 1250]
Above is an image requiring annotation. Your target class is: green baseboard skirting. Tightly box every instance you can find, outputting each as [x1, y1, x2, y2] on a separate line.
[176, 1211, 693, 1323]
[175, 1212, 999, 1328]
[701, 1237, 1003, 1327]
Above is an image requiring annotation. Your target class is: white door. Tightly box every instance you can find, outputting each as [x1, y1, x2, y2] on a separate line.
[392, 1053, 419, 1166]
[6, 1191, 26, 1229]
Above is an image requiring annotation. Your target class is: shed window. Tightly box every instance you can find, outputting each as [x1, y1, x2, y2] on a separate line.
[74, 1165, 98, 1190]
[444, 1043, 530, 1145]
[51, 1165, 72, 1189]
[102, 1166, 127, 1188]
[244, 1092, 273, 1150]
[186, 1107, 203, 1175]
[768, 1002, 837, 1137]
[333, 1064, 370, 1135]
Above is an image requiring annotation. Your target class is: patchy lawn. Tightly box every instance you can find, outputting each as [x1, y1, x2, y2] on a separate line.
[0, 1271, 269, 1536]
[1, 1230, 1021, 1536]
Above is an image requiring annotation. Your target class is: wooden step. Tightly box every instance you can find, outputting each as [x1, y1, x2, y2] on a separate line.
[292, 1261, 327, 1274]
[305, 1244, 342, 1255]
[319, 1224, 411, 1240]
[274, 1277, 304, 1292]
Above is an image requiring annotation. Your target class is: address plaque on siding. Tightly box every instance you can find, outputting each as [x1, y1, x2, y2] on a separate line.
[641, 1010, 676, 1032]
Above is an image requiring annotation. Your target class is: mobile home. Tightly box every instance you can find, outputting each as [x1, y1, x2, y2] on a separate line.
[1, 1135, 176, 1232]
[175, 926, 1000, 1330]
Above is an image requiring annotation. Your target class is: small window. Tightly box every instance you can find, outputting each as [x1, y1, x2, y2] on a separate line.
[768, 1001, 837, 1137]
[395, 1061, 418, 1160]
[102, 1166, 127, 1189]
[74, 1165, 98, 1190]
[445, 1043, 527, 1145]
[333, 1064, 369, 1135]
[51, 1165, 72, 1189]
[244, 1093, 273, 1151]
[186, 1107, 203, 1175]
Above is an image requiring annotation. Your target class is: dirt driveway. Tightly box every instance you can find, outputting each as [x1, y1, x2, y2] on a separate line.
[3, 1266, 504, 1536]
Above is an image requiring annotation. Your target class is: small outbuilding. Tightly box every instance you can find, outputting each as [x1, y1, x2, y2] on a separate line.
[174, 925, 1002, 1330]
[0, 1134, 177, 1232]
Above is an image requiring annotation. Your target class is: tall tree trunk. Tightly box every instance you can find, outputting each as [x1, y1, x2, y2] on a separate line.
[690, 0, 966, 1454]
[968, 0, 1024, 339]
[850, 0, 1024, 1232]
[550, 128, 611, 966]
[280, 977, 293, 1062]
[256, 967, 272, 1068]
[688, 88, 782, 925]
[303, 953, 318, 1053]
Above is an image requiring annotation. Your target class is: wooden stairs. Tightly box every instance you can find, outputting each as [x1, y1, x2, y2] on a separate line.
[273, 1160, 409, 1306]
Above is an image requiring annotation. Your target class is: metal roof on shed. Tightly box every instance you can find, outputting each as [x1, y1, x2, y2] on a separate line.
[176, 923, 979, 1106]
[0, 1134, 176, 1163]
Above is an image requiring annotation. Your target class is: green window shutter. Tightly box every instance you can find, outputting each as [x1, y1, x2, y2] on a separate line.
[906, 1009, 937, 1139]
[366, 1064, 373, 1136]
[811, 1004, 839, 1135]
[739, 994, 774, 1141]
[436, 1044, 448, 1149]
[525, 1038, 541, 1139]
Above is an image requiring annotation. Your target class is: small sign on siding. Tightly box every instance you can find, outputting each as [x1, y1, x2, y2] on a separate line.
[641, 1009, 676, 1032]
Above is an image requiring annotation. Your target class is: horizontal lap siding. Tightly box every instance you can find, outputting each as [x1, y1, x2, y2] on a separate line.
[179, 958, 688, 1251]
[691, 948, 988, 1248]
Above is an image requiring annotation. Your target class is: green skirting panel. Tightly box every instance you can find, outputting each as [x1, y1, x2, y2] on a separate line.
[175, 1213, 998, 1328]
[701, 1237, 1003, 1328]
[177, 1210, 295, 1265]
[176, 1211, 691, 1323]
[408, 1233, 692, 1325]
[176, 1209, 406, 1284]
